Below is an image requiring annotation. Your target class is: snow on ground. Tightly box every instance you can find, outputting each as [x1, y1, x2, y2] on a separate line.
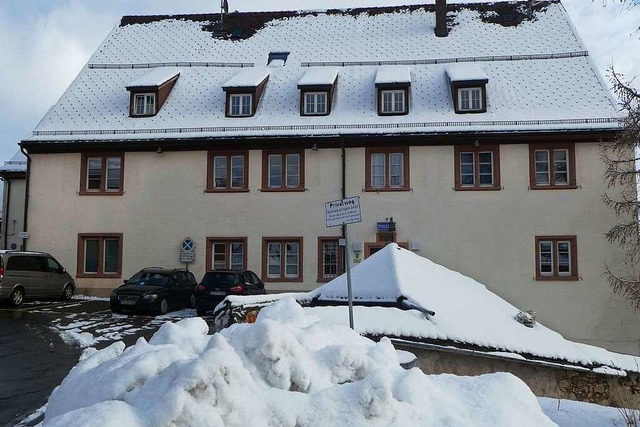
[538, 397, 638, 427]
[42, 298, 556, 427]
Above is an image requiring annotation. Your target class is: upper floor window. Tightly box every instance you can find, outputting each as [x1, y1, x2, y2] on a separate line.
[263, 238, 303, 282]
[454, 145, 500, 190]
[133, 93, 156, 116]
[458, 87, 483, 112]
[207, 151, 248, 192]
[365, 147, 410, 191]
[80, 153, 124, 195]
[535, 236, 578, 281]
[529, 144, 576, 189]
[304, 92, 327, 115]
[381, 90, 406, 114]
[375, 66, 410, 116]
[229, 94, 252, 117]
[262, 150, 305, 192]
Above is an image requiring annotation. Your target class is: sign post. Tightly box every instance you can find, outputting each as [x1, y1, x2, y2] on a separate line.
[325, 196, 362, 330]
[180, 238, 195, 269]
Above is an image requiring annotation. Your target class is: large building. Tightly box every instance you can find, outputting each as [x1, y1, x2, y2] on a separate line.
[20, 1, 640, 354]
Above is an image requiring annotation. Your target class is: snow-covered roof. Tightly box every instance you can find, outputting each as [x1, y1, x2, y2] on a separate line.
[375, 66, 412, 85]
[126, 67, 180, 88]
[445, 63, 488, 82]
[224, 244, 640, 375]
[26, 1, 622, 144]
[222, 68, 270, 88]
[297, 67, 338, 87]
[0, 150, 27, 173]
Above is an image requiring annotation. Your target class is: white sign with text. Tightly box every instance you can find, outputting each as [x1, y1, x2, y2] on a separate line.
[325, 196, 362, 228]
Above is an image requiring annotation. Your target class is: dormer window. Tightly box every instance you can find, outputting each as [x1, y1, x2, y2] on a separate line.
[445, 64, 488, 114]
[298, 68, 338, 117]
[375, 66, 411, 116]
[126, 68, 180, 118]
[223, 68, 270, 118]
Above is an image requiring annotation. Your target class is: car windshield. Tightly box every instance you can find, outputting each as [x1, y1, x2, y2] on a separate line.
[127, 272, 170, 286]
[201, 272, 237, 289]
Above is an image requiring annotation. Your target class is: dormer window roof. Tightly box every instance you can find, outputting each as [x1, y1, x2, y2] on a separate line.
[445, 64, 489, 114]
[222, 68, 270, 118]
[375, 66, 411, 116]
[126, 67, 180, 117]
[297, 68, 338, 116]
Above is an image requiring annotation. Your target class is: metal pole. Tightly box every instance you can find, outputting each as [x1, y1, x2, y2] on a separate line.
[344, 223, 354, 329]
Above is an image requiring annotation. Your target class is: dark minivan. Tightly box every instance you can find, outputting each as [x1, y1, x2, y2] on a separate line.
[194, 270, 265, 316]
[110, 267, 197, 315]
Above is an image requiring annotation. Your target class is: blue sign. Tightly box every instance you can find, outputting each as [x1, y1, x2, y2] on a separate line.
[377, 222, 395, 232]
[181, 238, 194, 252]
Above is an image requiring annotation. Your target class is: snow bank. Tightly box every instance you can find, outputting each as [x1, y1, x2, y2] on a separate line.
[43, 298, 555, 427]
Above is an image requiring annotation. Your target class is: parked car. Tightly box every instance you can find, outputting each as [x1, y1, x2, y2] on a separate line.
[110, 267, 197, 315]
[195, 270, 266, 316]
[0, 250, 75, 307]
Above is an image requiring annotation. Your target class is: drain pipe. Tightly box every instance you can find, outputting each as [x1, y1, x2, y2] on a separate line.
[19, 146, 30, 251]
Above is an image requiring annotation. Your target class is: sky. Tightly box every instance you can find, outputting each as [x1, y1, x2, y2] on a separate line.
[0, 0, 638, 163]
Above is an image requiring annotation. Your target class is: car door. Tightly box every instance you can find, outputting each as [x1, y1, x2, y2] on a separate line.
[5, 256, 35, 297]
[175, 271, 192, 306]
[39, 256, 68, 297]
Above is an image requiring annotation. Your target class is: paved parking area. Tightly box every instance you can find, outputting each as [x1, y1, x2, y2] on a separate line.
[0, 298, 206, 426]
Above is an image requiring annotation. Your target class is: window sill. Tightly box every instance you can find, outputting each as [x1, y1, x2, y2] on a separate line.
[377, 111, 408, 116]
[262, 277, 304, 283]
[454, 186, 501, 191]
[78, 190, 124, 196]
[530, 185, 578, 190]
[364, 186, 410, 192]
[260, 187, 306, 192]
[535, 275, 579, 281]
[205, 188, 250, 193]
[77, 273, 122, 279]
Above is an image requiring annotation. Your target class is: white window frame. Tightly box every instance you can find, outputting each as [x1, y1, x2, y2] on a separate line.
[381, 89, 406, 114]
[304, 92, 328, 115]
[133, 93, 156, 115]
[458, 87, 483, 112]
[211, 240, 245, 271]
[229, 94, 253, 117]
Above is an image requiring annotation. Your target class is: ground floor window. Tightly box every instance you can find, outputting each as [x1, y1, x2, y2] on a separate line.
[262, 238, 303, 281]
[77, 233, 123, 277]
[206, 238, 247, 271]
[535, 236, 578, 280]
[317, 237, 344, 282]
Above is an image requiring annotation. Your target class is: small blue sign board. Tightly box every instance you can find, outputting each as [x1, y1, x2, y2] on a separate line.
[377, 222, 393, 232]
[181, 238, 194, 252]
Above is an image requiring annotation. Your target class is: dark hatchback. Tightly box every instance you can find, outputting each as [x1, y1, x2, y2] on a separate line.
[195, 270, 266, 316]
[110, 268, 197, 315]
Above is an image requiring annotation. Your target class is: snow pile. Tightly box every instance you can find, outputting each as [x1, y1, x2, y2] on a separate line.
[43, 298, 555, 427]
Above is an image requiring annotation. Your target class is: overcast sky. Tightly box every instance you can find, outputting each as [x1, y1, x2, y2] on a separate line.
[0, 0, 638, 161]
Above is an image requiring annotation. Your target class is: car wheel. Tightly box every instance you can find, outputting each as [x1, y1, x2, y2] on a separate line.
[158, 298, 168, 315]
[9, 288, 24, 307]
[196, 307, 207, 316]
[188, 294, 196, 309]
[61, 284, 74, 301]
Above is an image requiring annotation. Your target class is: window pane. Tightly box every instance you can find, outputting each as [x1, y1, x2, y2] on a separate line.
[267, 243, 281, 277]
[135, 95, 145, 115]
[104, 239, 119, 273]
[460, 90, 470, 110]
[389, 153, 403, 187]
[213, 243, 226, 270]
[286, 154, 300, 188]
[534, 150, 550, 185]
[214, 156, 228, 188]
[478, 151, 493, 186]
[460, 152, 474, 186]
[371, 153, 385, 187]
[145, 95, 155, 115]
[317, 93, 326, 113]
[554, 149, 569, 185]
[322, 241, 339, 278]
[471, 89, 481, 110]
[268, 155, 282, 188]
[231, 156, 244, 188]
[106, 157, 121, 190]
[230, 242, 244, 270]
[557, 241, 571, 274]
[84, 239, 99, 273]
[285, 242, 299, 277]
[241, 95, 251, 115]
[393, 92, 404, 112]
[87, 157, 102, 190]
[539, 241, 553, 274]
[383, 92, 393, 112]
[305, 93, 315, 114]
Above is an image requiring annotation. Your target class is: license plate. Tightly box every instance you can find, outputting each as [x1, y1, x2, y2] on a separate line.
[121, 300, 136, 305]
[209, 291, 226, 296]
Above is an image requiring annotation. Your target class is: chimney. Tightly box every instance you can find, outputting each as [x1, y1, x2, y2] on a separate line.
[435, 0, 448, 37]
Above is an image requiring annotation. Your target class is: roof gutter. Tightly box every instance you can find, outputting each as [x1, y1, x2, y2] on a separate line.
[19, 146, 30, 251]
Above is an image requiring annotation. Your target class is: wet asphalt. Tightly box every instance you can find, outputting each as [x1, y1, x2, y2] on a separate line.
[0, 299, 206, 426]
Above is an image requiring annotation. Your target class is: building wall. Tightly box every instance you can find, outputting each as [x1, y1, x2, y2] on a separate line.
[1, 178, 26, 250]
[25, 141, 640, 354]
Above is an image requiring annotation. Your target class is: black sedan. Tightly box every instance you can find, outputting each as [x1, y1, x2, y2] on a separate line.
[110, 268, 197, 315]
[195, 270, 266, 316]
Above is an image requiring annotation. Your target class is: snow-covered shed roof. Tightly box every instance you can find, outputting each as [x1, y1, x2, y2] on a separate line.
[25, 1, 622, 144]
[222, 244, 640, 375]
[445, 63, 488, 83]
[0, 151, 27, 173]
[375, 66, 412, 85]
[222, 67, 270, 89]
[297, 68, 339, 87]
[126, 67, 180, 89]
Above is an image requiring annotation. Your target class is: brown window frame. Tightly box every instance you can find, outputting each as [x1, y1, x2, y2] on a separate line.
[76, 233, 123, 278]
[454, 145, 501, 190]
[262, 237, 303, 282]
[451, 82, 488, 114]
[535, 236, 578, 281]
[206, 237, 248, 271]
[79, 153, 125, 196]
[317, 237, 344, 282]
[376, 84, 410, 116]
[261, 150, 305, 192]
[206, 150, 249, 192]
[365, 147, 410, 191]
[529, 143, 577, 189]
